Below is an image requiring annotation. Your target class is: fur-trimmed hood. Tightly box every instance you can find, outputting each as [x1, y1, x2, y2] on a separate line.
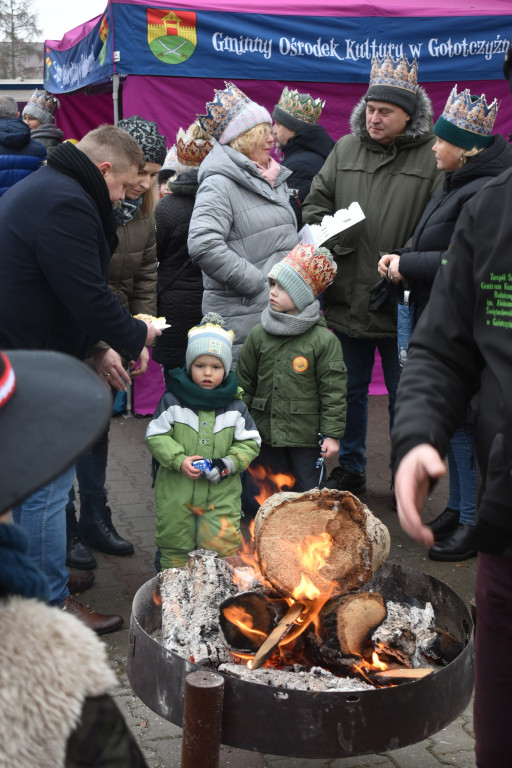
[0, 596, 117, 768]
[349, 86, 435, 141]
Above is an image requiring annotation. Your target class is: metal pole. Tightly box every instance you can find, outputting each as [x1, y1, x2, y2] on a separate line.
[181, 669, 225, 768]
[112, 73, 120, 125]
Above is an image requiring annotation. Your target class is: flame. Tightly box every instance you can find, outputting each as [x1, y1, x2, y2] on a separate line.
[247, 464, 295, 505]
[297, 531, 332, 572]
[152, 587, 162, 606]
[222, 604, 268, 642]
[292, 574, 321, 601]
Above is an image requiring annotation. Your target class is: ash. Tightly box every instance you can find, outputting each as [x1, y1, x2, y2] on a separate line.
[160, 550, 262, 665]
[372, 601, 437, 667]
[219, 663, 373, 692]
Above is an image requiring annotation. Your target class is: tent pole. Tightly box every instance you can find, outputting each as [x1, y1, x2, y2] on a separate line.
[112, 74, 120, 125]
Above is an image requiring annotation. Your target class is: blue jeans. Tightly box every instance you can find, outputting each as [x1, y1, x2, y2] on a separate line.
[447, 425, 477, 526]
[336, 334, 401, 474]
[12, 465, 75, 606]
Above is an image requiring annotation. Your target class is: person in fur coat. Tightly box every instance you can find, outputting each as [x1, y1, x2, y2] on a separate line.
[0, 349, 148, 768]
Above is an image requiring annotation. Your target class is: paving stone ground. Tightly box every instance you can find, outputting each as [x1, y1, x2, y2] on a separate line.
[72, 395, 477, 767]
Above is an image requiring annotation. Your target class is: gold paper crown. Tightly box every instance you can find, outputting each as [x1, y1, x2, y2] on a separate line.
[27, 88, 60, 116]
[176, 127, 214, 167]
[369, 55, 418, 94]
[276, 87, 325, 125]
[196, 82, 252, 141]
[441, 86, 498, 137]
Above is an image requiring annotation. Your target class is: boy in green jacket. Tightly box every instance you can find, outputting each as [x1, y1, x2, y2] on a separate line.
[236, 244, 347, 513]
[146, 313, 261, 569]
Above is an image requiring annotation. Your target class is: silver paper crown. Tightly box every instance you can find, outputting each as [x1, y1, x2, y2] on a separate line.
[196, 82, 252, 141]
[441, 86, 498, 137]
[369, 55, 418, 93]
[27, 89, 60, 116]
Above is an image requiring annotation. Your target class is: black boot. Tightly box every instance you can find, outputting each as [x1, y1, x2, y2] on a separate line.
[428, 524, 477, 562]
[425, 507, 460, 540]
[79, 504, 134, 556]
[66, 506, 97, 570]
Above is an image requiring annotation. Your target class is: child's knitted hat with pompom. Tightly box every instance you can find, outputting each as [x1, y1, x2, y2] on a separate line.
[186, 313, 235, 378]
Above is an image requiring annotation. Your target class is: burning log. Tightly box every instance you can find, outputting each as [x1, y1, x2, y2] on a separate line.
[254, 488, 390, 598]
[324, 591, 387, 658]
[219, 592, 288, 652]
[372, 668, 433, 684]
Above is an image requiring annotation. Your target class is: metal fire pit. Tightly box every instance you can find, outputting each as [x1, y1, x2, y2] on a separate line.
[127, 563, 474, 758]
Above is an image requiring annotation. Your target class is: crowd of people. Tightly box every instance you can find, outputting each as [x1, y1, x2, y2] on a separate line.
[1, 46, 512, 763]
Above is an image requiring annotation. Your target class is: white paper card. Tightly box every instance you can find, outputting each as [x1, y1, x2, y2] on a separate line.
[299, 202, 365, 248]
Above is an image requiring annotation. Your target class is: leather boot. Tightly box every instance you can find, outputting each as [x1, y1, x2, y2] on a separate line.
[425, 507, 460, 540]
[79, 504, 134, 556]
[428, 524, 477, 562]
[66, 506, 97, 570]
[60, 595, 124, 635]
[67, 571, 95, 595]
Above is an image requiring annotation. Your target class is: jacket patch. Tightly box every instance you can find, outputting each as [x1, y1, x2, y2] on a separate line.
[292, 356, 309, 372]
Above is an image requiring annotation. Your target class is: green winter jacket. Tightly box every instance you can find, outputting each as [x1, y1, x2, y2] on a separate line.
[236, 315, 346, 447]
[302, 89, 444, 339]
[146, 384, 260, 565]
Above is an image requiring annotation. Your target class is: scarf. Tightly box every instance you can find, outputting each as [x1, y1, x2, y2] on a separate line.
[166, 367, 239, 410]
[0, 523, 50, 601]
[47, 141, 119, 254]
[254, 156, 281, 187]
[261, 300, 320, 336]
[115, 196, 143, 225]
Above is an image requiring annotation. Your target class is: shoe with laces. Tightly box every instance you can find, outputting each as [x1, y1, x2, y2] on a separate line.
[60, 595, 124, 635]
[323, 466, 366, 495]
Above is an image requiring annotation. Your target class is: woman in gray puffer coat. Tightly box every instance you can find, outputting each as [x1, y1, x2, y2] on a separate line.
[188, 82, 299, 364]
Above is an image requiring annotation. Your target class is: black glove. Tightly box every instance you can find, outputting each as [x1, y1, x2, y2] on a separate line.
[204, 457, 235, 484]
[474, 433, 512, 554]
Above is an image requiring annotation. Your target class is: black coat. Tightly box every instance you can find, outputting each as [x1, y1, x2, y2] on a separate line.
[396, 134, 512, 322]
[0, 164, 146, 361]
[152, 170, 204, 369]
[280, 123, 335, 226]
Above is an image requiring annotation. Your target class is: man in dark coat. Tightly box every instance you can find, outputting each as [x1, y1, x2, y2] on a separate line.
[0, 124, 162, 635]
[392, 44, 512, 768]
[0, 95, 46, 196]
[272, 86, 335, 226]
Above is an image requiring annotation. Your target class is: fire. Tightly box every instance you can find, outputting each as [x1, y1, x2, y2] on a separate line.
[247, 464, 295, 505]
[297, 531, 332, 573]
[222, 605, 268, 642]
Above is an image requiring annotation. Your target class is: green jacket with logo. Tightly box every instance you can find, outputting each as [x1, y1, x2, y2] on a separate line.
[236, 315, 347, 447]
[302, 88, 444, 338]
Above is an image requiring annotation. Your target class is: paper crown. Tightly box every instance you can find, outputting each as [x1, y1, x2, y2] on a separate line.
[275, 87, 325, 125]
[439, 86, 498, 139]
[23, 89, 60, 123]
[268, 244, 337, 312]
[368, 55, 418, 94]
[197, 82, 254, 142]
[176, 127, 214, 167]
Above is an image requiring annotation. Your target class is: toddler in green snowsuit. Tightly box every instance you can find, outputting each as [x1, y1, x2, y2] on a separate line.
[146, 313, 261, 568]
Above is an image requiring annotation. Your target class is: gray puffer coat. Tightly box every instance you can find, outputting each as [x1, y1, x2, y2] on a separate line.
[187, 143, 298, 363]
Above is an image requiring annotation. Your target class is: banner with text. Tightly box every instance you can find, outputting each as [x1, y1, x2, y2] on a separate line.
[45, 4, 512, 93]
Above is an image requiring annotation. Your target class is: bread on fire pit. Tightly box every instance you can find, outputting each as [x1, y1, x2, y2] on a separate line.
[254, 488, 390, 598]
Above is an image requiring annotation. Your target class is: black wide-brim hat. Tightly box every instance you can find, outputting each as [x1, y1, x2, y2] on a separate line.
[0, 350, 112, 514]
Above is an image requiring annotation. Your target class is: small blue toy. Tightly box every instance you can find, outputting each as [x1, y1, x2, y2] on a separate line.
[191, 458, 213, 473]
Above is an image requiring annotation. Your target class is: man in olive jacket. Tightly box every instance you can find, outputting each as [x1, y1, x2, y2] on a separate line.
[302, 55, 443, 496]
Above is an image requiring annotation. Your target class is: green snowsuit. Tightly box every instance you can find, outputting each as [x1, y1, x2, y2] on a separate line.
[146, 375, 260, 568]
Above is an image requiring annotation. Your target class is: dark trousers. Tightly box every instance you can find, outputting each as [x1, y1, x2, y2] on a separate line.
[474, 552, 512, 766]
[242, 443, 322, 516]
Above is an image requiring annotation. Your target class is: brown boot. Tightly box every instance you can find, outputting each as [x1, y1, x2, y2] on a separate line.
[60, 595, 124, 635]
[67, 570, 95, 595]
